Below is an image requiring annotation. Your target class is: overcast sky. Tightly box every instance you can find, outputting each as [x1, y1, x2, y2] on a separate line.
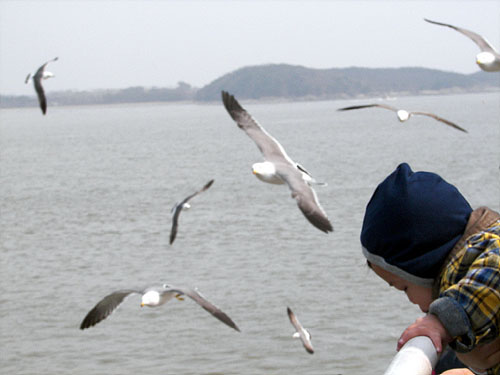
[1, 0, 499, 95]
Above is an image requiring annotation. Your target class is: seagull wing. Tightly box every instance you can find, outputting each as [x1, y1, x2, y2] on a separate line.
[182, 179, 214, 205]
[169, 204, 182, 245]
[410, 111, 468, 133]
[34, 57, 59, 78]
[34, 78, 47, 115]
[287, 307, 314, 354]
[337, 103, 398, 112]
[169, 179, 214, 245]
[424, 19, 498, 54]
[277, 162, 333, 232]
[166, 285, 240, 332]
[222, 91, 294, 164]
[80, 289, 141, 329]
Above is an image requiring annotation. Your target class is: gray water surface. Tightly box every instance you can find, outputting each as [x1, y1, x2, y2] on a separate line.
[1, 92, 499, 374]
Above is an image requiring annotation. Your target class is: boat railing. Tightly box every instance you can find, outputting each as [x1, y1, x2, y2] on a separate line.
[383, 336, 439, 375]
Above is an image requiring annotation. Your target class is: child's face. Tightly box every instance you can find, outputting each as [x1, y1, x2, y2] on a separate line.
[370, 264, 433, 313]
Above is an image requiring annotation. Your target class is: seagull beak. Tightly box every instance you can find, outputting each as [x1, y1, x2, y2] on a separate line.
[252, 169, 257, 175]
[140, 302, 145, 307]
[175, 294, 184, 301]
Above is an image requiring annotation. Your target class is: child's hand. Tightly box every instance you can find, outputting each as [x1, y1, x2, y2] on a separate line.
[397, 314, 452, 353]
[439, 369, 474, 375]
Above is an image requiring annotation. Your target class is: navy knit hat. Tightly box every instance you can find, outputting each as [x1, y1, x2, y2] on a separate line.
[361, 163, 472, 287]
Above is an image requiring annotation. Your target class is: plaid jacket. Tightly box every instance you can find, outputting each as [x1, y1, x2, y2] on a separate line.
[430, 208, 500, 374]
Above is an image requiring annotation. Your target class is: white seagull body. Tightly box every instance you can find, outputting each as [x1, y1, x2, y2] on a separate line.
[25, 57, 58, 115]
[169, 179, 214, 245]
[287, 307, 314, 354]
[424, 18, 500, 72]
[80, 283, 240, 331]
[221, 91, 333, 233]
[253, 161, 326, 187]
[337, 103, 467, 133]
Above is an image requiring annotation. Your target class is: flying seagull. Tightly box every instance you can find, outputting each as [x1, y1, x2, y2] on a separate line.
[80, 283, 240, 331]
[25, 57, 59, 115]
[221, 91, 333, 233]
[337, 103, 467, 133]
[424, 18, 500, 72]
[170, 179, 214, 245]
[287, 307, 314, 354]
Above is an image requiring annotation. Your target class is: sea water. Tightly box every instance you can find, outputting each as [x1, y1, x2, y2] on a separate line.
[0, 92, 499, 374]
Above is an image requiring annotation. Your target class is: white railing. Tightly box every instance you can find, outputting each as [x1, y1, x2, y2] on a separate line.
[384, 336, 439, 375]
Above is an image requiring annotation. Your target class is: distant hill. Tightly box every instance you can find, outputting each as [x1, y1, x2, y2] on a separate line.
[1, 64, 498, 108]
[195, 64, 499, 101]
[0, 81, 197, 109]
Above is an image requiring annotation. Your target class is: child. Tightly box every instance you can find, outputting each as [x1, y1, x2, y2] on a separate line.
[360, 163, 500, 375]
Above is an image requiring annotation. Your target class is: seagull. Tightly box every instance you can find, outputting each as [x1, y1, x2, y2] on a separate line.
[221, 91, 333, 233]
[25, 57, 59, 115]
[424, 18, 500, 72]
[287, 307, 314, 354]
[80, 283, 240, 331]
[337, 103, 467, 133]
[170, 179, 214, 245]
